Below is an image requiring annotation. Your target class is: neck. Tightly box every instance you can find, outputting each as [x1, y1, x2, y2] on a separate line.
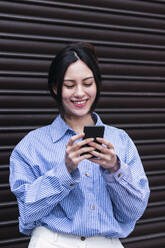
[63, 113, 95, 133]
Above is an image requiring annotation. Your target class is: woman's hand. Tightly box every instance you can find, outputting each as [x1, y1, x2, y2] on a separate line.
[88, 137, 120, 173]
[65, 133, 95, 173]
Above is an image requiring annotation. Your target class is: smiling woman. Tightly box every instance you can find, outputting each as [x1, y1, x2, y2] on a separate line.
[9, 42, 150, 248]
[48, 43, 101, 114]
[60, 60, 97, 129]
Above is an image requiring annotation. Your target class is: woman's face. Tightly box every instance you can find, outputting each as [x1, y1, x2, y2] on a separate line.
[60, 60, 97, 119]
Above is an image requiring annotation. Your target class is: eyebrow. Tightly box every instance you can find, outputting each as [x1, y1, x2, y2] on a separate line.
[64, 76, 94, 82]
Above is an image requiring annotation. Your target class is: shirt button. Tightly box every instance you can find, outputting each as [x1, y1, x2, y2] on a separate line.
[70, 183, 75, 187]
[118, 173, 122, 178]
[81, 236, 86, 241]
[91, 205, 95, 210]
[85, 172, 89, 177]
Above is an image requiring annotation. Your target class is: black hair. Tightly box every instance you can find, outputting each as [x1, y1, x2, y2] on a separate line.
[48, 42, 101, 113]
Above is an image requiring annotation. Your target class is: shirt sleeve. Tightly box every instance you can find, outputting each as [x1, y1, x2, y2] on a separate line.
[101, 130, 150, 224]
[9, 139, 80, 233]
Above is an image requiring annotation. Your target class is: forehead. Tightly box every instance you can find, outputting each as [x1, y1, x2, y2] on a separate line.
[64, 60, 94, 79]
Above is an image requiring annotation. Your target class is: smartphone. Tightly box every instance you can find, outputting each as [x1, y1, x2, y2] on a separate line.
[82, 125, 105, 156]
[83, 126, 105, 141]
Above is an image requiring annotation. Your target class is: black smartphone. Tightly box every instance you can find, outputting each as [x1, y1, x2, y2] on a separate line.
[82, 125, 105, 156]
[83, 126, 105, 141]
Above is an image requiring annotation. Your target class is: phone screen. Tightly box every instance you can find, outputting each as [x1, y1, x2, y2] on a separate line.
[83, 126, 105, 141]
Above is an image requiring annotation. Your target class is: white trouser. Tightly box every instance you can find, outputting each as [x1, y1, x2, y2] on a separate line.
[28, 226, 124, 248]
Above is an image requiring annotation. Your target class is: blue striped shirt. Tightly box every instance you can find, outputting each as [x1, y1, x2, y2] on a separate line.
[9, 113, 150, 238]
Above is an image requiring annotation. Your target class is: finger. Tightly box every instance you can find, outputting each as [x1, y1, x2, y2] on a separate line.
[78, 137, 94, 147]
[76, 153, 94, 163]
[110, 148, 116, 156]
[89, 158, 111, 168]
[92, 149, 116, 162]
[88, 152, 109, 164]
[96, 138, 114, 149]
[68, 137, 94, 154]
[88, 157, 102, 164]
[90, 150, 107, 159]
[88, 141, 107, 154]
[81, 153, 94, 160]
[74, 146, 95, 157]
[67, 133, 85, 146]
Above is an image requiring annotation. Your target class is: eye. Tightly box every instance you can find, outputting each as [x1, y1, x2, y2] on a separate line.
[64, 84, 74, 89]
[84, 82, 93, 87]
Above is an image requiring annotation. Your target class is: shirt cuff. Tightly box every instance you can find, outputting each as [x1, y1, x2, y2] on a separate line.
[57, 162, 81, 189]
[101, 160, 132, 184]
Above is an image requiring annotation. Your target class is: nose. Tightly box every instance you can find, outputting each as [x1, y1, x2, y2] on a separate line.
[74, 85, 85, 97]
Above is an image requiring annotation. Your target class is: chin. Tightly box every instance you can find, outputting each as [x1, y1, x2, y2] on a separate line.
[70, 109, 91, 118]
[63, 102, 93, 117]
[73, 111, 88, 117]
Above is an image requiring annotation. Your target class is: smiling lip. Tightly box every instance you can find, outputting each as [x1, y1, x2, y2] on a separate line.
[71, 99, 88, 108]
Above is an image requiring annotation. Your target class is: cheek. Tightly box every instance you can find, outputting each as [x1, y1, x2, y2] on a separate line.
[61, 89, 72, 105]
[90, 86, 97, 98]
[61, 88, 68, 99]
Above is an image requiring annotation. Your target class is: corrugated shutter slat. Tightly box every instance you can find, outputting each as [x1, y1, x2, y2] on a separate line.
[0, 0, 165, 247]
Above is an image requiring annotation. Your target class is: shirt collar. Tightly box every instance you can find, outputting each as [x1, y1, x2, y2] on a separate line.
[92, 112, 103, 126]
[50, 112, 104, 143]
[50, 115, 72, 143]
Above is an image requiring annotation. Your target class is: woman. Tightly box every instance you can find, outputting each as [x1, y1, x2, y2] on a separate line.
[10, 43, 150, 248]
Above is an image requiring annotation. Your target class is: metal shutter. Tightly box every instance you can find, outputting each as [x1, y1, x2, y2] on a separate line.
[0, 0, 165, 247]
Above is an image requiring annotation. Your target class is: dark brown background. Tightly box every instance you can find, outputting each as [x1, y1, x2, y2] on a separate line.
[0, 0, 165, 247]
